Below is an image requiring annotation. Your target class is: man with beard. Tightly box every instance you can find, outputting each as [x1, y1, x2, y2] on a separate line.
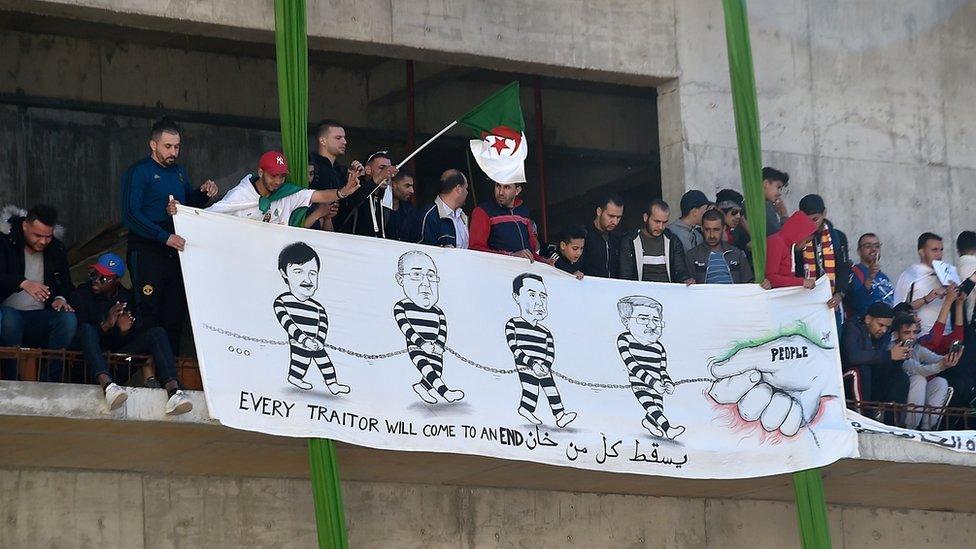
[383, 171, 418, 242]
[393, 251, 464, 404]
[685, 209, 764, 285]
[895, 233, 951, 334]
[337, 150, 397, 237]
[121, 118, 218, 353]
[616, 295, 685, 439]
[580, 194, 624, 278]
[847, 233, 895, 317]
[203, 151, 360, 225]
[795, 194, 852, 319]
[0, 204, 76, 381]
[273, 242, 350, 395]
[505, 273, 577, 428]
[72, 253, 191, 414]
[619, 199, 694, 284]
[470, 181, 547, 262]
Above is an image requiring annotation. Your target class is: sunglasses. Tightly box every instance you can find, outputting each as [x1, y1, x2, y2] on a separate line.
[89, 271, 114, 283]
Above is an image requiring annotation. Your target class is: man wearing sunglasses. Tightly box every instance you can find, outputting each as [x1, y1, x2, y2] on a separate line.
[71, 253, 192, 415]
[715, 188, 751, 254]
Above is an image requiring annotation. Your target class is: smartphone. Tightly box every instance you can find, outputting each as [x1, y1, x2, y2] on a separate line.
[949, 340, 964, 355]
[903, 338, 915, 349]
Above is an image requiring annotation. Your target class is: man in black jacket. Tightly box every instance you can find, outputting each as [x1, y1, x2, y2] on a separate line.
[72, 253, 192, 414]
[619, 199, 694, 285]
[0, 204, 77, 381]
[581, 194, 624, 278]
[841, 302, 910, 408]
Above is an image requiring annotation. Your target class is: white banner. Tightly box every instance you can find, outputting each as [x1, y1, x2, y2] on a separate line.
[175, 207, 857, 479]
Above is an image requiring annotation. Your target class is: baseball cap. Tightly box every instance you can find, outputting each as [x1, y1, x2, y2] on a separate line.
[90, 253, 125, 278]
[680, 190, 711, 214]
[259, 151, 289, 176]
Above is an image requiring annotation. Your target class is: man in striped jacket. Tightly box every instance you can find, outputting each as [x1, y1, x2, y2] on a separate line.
[505, 273, 577, 428]
[273, 242, 350, 395]
[616, 295, 685, 439]
[394, 251, 465, 404]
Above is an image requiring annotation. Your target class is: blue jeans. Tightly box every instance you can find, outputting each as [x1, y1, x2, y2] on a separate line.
[75, 323, 178, 385]
[0, 306, 78, 381]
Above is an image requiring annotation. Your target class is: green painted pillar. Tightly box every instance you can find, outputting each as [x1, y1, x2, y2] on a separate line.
[720, 1, 832, 547]
[274, 1, 348, 547]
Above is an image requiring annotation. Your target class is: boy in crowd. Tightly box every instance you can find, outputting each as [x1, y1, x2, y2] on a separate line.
[543, 226, 586, 280]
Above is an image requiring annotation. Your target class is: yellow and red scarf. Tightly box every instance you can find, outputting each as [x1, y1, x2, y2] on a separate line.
[803, 225, 836, 291]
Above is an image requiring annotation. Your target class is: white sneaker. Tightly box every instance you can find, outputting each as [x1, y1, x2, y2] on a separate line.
[104, 383, 127, 411]
[327, 383, 351, 395]
[165, 390, 193, 415]
[443, 389, 465, 403]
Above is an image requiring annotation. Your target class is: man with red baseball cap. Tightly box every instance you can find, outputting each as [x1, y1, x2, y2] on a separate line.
[200, 151, 363, 225]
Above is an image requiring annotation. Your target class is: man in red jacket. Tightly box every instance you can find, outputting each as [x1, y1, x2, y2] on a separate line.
[766, 211, 818, 289]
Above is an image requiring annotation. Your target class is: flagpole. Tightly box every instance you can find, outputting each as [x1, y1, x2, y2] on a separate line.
[395, 120, 458, 169]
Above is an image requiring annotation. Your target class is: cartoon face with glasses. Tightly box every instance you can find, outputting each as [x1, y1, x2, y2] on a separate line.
[396, 250, 441, 309]
[620, 299, 665, 345]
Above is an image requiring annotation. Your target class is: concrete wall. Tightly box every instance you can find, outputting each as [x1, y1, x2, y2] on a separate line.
[0, 24, 658, 246]
[2, 467, 975, 548]
[665, 0, 976, 275]
[9, 0, 972, 272]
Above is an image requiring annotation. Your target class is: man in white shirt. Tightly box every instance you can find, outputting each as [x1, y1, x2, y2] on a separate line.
[956, 230, 976, 323]
[203, 151, 361, 225]
[894, 232, 948, 334]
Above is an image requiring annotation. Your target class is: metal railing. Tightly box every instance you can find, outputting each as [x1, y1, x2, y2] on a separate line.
[0, 346, 202, 390]
[846, 399, 976, 431]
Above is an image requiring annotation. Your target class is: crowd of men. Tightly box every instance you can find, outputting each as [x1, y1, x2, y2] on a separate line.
[1, 117, 974, 430]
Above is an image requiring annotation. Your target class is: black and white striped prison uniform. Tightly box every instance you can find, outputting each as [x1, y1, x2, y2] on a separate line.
[617, 332, 673, 431]
[393, 299, 450, 396]
[505, 317, 565, 416]
[273, 292, 338, 385]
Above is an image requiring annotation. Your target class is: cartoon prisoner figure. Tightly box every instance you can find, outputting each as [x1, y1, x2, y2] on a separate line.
[505, 273, 578, 428]
[393, 251, 465, 404]
[616, 296, 685, 439]
[273, 242, 350, 395]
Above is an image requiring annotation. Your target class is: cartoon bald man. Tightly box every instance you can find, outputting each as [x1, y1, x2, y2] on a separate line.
[393, 251, 464, 404]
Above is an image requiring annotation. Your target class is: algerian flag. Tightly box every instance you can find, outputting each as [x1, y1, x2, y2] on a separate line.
[458, 82, 527, 184]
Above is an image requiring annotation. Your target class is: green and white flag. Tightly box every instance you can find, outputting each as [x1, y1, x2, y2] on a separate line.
[459, 82, 528, 184]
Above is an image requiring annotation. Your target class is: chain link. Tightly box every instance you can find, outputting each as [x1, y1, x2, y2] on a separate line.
[203, 324, 714, 390]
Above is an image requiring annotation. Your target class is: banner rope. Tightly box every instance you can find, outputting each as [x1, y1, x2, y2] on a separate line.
[203, 323, 715, 390]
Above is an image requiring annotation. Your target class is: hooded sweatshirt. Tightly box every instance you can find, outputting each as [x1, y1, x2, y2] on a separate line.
[766, 211, 817, 288]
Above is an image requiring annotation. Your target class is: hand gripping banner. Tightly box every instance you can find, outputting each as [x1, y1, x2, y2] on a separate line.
[176, 207, 858, 479]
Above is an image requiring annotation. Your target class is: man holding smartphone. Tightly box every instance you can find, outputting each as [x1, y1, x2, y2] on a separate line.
[889, 313, 961, 429]
[847, 233, 895, 317]
[72, 253, 191, 415]
[841, 302, 910, 421]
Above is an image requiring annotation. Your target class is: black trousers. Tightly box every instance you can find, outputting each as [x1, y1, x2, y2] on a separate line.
[127, 245, 187, 354]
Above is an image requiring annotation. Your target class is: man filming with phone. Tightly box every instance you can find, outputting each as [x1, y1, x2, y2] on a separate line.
[889, 313, 962, 429]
